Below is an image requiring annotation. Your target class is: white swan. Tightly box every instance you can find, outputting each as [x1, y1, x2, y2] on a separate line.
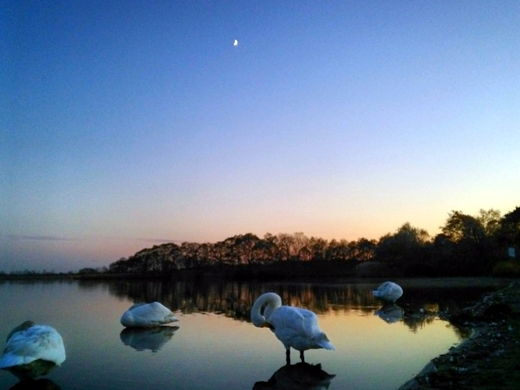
[372, 281, 403, 303]
[0, 321, 66, 376]
[120, 302, 178, 328]
[251, 292, 334, 363]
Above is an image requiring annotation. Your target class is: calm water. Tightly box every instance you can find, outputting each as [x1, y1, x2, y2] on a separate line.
[0, 278, 506, 390]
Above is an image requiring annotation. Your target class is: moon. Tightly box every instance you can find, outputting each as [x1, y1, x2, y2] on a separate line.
[233, 39, 238, 46]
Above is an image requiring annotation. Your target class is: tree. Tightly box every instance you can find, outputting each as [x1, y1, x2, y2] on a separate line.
[275, 233, 294, 261]
[496, 206, 520, 249]
[326, 239, 350, 261]
[442, 211, 482, 242]
[440, 211, 494, 274]
[292, 232, 309, 261]
[308, 236, 328, 261]
[234, 233, 261, 265]
[180, 242, 201, 269]
[348, 238, 376, 262]
[376, 222, 431, 275]
[477, 209, 502, 237]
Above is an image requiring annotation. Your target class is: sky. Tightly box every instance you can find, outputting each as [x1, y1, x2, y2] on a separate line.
[1, 1, 519, 272]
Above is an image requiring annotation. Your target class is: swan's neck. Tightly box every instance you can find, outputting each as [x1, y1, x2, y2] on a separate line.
[251, 292, 282, 327]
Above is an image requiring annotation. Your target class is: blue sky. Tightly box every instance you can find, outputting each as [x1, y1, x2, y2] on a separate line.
[2, 1, 519, 272]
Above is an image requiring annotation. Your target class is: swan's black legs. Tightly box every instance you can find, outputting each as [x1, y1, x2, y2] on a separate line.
[286, 348, 306, 364]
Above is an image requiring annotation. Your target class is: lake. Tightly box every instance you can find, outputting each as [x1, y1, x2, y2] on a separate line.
[0, 278, 508, 390]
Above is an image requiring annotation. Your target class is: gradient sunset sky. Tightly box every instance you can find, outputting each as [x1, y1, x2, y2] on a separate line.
[2, 1, 519, 272]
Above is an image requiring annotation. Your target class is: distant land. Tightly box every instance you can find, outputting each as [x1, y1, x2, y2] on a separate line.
[2, 207, 518, 280]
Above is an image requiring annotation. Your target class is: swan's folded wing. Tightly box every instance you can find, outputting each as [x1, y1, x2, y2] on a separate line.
[270, 307, 317, 338]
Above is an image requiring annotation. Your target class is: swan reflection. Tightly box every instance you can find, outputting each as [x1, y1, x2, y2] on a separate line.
[3, 361, 59, 381]
[120, 326, 179, 352]
[375, 302, 404, 324]
[9, 378, 61, 390]
[253, 362, 335, 390]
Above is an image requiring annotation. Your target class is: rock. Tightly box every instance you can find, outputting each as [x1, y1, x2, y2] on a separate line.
[398, 281, 520, 390]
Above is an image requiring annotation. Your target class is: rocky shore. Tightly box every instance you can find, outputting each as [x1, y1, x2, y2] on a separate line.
[399, 281, 520, 390]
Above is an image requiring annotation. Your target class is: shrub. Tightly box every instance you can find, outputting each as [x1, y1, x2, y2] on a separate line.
[492, 260, 520, 277]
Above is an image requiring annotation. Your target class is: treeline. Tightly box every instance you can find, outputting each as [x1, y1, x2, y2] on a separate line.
[106, 207, 520, 279]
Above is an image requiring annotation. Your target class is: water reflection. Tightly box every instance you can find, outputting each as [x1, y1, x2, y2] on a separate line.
[120, 326, 179, 352]
[3, 361, 58, 381]
[375, 303, 404, 324]
[9, 378, 61, 390]
[105, 280, 490, 335]
[253, 362, 335, 390]
[1, 279, 504, 390]
[107, 281, 385, 319]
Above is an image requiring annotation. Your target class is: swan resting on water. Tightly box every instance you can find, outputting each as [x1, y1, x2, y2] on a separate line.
[0, 321, 66, 378]
[372, 281, 403, 303]
[120, 302, 178, 328]
[251, 292, 334, 363]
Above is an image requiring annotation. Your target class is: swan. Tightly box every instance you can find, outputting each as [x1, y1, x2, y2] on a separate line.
[372, 281, 403, 303]
[0, 321, 66, 378]
[251, 292, 334, 363]
[120, 302, 178, 328]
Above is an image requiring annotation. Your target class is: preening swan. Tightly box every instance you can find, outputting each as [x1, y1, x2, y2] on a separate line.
[372, 281, 403, 303]
[251, 292, 334, 363]
[120, 302, 178, 328]
[0, 321, 66, 379]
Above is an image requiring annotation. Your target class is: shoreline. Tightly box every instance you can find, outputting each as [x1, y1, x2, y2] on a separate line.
[398, 281, 520, 389]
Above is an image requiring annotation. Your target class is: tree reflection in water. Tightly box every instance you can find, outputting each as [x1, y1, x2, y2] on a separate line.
[253, 362, 335, 390]
[102, 280, 492, 336]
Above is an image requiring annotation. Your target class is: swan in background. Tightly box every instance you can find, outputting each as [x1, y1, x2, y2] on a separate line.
[120, 302, 178, 328]
[120, 326, 179, 352]
[372, 281, 403, 303]
[0, 321, 66, 379]
[251, 292, 334, 363]
[253, 362, 335, 390]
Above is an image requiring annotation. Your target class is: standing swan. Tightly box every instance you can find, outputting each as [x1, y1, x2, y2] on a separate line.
[251, 292, 334, 363]
[372, 281, 403, 303]
[0, 321, 66, 377]
[120, 302, 178, 328]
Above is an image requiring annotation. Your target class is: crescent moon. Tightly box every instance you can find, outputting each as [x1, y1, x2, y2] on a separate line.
[234, 40, 238, 46]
